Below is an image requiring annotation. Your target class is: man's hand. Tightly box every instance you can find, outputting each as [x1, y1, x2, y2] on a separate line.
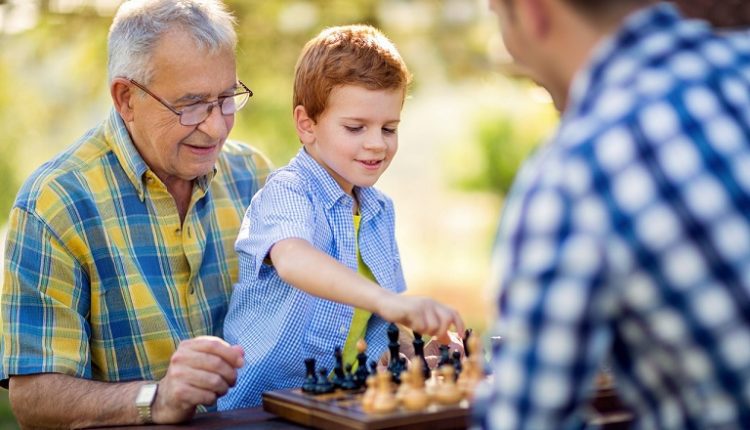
[152, 336, 244, 423]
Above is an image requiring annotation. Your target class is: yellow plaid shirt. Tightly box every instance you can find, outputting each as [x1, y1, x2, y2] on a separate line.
[1, 109, 270, 385]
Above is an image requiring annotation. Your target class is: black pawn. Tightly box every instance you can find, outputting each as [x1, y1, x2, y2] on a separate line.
[341, 363, 358, 391]
[302, 357, 317, 393]
[386, 323, 406, 383]
[332, 347, 345, 389]
[354, 345, 370, 388]
[438, 344, 452, 368]
[412, 331, 431, 380]
[452, 350, 462, 380]
[314, 367, 335, 394]
[463, 328, 473, 358]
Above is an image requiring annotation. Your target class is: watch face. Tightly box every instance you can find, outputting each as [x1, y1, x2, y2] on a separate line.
[136, 383, 158, 405]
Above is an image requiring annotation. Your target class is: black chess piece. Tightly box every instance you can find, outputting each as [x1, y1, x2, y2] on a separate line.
[412, 331, 431, 380]
[452, 350, 462, 381]
[438, 344, 452, 368]
[463, 328, 473, 358]
[353, 340, 370, 388]
[332, 347, 346, 389]
[341, 363, 358, 391]
[302, 357, 317, 393]
[386, 323, 407, 384]
[314, 367, 335, 394]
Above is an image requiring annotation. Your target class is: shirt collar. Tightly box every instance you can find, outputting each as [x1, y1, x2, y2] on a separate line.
[105, 108, 217, 200]
[565, 2, 692, 119]
[292, 147, 386, 217]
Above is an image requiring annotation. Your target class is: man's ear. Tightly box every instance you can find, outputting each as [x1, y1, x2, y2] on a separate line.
[519, 0, 551, 39]
[111, 78, 135, 122]
[294, 105, 316, 145]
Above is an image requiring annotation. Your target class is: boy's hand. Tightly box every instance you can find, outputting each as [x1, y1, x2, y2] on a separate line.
[376, 294, 465, 339]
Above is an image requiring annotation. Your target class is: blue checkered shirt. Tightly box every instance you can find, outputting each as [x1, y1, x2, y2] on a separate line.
[219, 148, 406, 409]
[481, 4, 750, 429]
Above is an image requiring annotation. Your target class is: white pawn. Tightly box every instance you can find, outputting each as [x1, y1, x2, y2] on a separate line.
[372, 369, 398, 413]
[433, 365, 462, 406]
[402, 359, 429, 411]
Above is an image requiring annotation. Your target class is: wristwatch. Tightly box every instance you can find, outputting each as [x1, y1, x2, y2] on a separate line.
[135, 382, 158, 424]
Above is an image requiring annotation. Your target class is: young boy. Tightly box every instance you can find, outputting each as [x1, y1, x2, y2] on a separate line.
[219, 24, 465, 409]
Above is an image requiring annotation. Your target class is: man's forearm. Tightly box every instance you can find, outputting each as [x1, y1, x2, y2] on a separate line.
[9, 373, 145, 429]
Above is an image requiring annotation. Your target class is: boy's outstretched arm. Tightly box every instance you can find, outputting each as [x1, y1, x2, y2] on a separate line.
[270, 237, 465, 337]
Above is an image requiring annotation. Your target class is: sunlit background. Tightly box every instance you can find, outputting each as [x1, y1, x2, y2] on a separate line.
[0, 0, 559, 426]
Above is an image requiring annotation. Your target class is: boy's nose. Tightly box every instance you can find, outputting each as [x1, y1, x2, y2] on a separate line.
[364, 131, 388, 150]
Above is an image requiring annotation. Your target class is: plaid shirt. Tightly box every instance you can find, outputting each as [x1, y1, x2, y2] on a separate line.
[482, 4, 750, 429]
[219, 148, 406, 409]
[1, 109, 270, 385]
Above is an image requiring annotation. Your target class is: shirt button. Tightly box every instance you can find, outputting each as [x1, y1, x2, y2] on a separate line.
[340, 325, 347, 334]
[175, 228, 181, 235]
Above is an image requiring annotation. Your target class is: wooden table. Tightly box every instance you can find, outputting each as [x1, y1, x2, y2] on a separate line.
[92, 407, 307, 430]
[91, 395, 633, 430]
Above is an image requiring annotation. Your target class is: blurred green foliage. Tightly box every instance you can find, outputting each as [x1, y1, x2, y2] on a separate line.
[0, 0, 503, 226]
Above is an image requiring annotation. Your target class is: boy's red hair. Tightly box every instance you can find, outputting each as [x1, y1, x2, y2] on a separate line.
[293, 24, 412, 121]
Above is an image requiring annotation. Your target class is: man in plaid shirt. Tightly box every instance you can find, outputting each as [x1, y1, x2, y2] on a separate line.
[481, 0, 750, 428]
[1, 0, 270, 427]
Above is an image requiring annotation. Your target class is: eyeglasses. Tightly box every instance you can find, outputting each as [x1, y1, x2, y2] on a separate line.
[129, 79, 253, 126]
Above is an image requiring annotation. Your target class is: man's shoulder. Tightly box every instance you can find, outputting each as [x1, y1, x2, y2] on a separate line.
[216, 140, 272, 182]
[14, 125, 112, 212]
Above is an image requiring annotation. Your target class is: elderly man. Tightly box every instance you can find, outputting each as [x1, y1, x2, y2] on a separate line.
[1, 0, 270, 427]
[483, 0, 750, 428]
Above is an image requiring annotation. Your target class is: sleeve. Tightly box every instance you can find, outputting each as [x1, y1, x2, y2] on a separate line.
[1, 206, 92, 386]
[482, 180, 614, 429]
[235, 174, 316, 278]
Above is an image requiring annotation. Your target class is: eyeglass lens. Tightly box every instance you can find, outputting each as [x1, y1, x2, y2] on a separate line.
[180, 92, 250, 126]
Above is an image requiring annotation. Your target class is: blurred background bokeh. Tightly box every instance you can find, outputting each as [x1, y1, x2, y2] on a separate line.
[0, 0, 560, 426]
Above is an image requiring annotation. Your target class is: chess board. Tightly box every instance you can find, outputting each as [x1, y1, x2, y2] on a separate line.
[262, 388, 471, 430]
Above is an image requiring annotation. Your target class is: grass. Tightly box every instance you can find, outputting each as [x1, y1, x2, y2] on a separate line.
[0, 391, 18, 429]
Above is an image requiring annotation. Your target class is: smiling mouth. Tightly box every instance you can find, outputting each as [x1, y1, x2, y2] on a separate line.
[359, 159, 383, 166]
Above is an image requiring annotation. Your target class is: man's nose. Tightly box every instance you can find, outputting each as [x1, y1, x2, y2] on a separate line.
[198, 102, 230, 138]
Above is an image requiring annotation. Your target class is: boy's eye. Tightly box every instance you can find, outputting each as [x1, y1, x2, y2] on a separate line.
[383, 127, 397, 135]
[345, 126, 363, 133]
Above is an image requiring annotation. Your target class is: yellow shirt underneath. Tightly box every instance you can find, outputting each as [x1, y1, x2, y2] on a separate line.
[341, 214, 375, 368]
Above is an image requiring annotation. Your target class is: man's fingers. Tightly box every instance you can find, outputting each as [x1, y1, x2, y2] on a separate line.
[180, 336, 245, 368]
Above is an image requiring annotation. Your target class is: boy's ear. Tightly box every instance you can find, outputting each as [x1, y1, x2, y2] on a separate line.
[111, 78, 135, 122]
[294, 105, 316, 145]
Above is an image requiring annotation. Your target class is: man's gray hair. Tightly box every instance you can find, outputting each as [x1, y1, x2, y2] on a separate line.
[107, 0, 237, 84]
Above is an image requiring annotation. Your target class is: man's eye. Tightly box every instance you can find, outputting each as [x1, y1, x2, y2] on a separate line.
[345, 126, 363, 132]
[181, 102, 208, 112]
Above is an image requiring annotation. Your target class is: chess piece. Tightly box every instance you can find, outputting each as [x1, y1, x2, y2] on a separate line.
[412, 331, 431, 380]
[402, 359, 429, 411]
[332, 347, 346, 389]
[302, 357, 317, 393]
[452, 351, 462, 380]
[395, 369, 412, 404]
[353, 339, 370, 388]
[341, 363, 358, 391]
[437, 344, 452, 368]
[361, 373, 377, 413]
[314, 368, 335, 394]
[372, 369, 398, 413]
[386, 323, 406, 384]
[463, 328, 473, 358]
[458, 334, 484, 400]
[433, 365, 462, 405]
